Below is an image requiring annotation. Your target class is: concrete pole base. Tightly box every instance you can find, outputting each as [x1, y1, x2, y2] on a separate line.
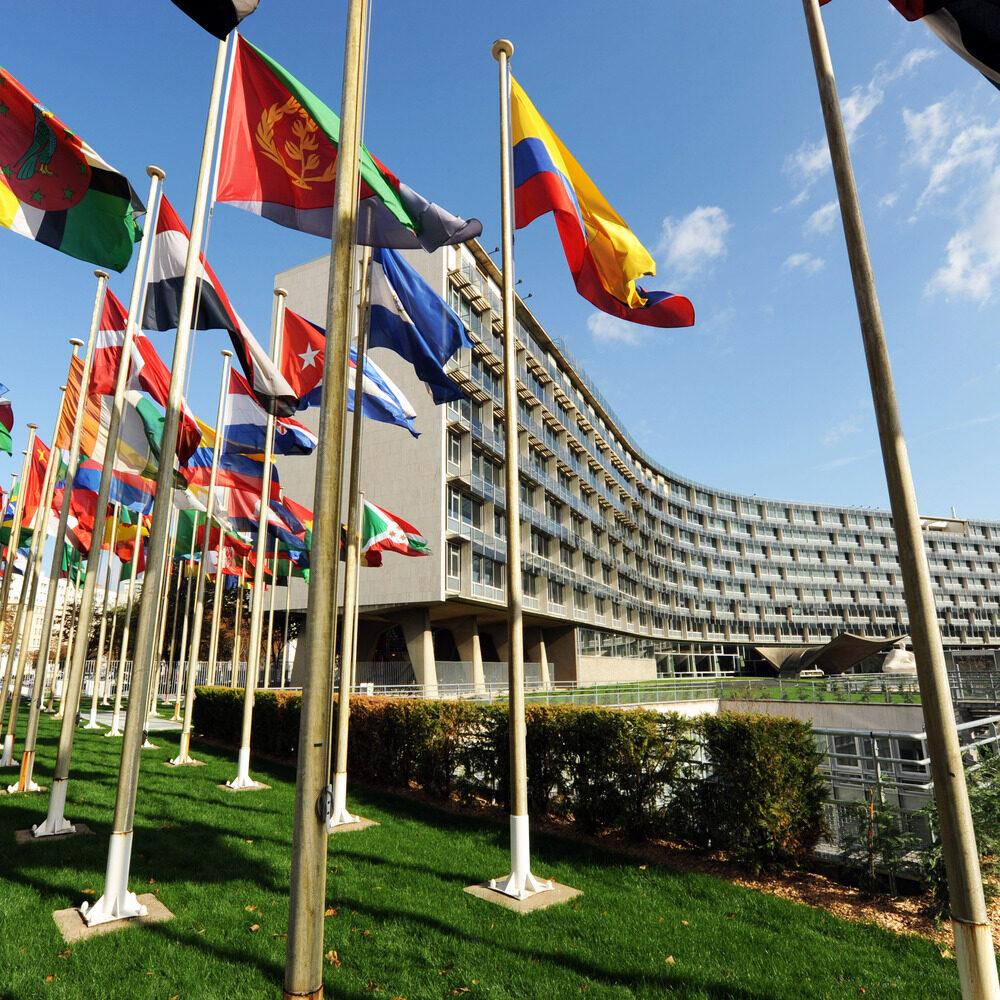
[168, 732, 199, 767]
[954, 916, 1000, 999]
[7, 777, 42, 794]
[32, 780, 75, 838]
[53, 710, 64, 721]
[0, 733, 18, 768]
[226, 747, 259, 789]
[141, 739, 159, 750]
[170, 703, 181, 722]
[80, 831, 146, 927]
[325, 772, 358, 830]
[487, 815, 553, 901]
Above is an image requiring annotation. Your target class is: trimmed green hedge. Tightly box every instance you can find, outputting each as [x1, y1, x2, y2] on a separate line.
[193, 688, 825, 867]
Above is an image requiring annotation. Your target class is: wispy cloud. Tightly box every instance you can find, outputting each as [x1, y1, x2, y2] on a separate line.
[587, 311, 643, 346]
[814, 450, 878, 474]
[783, 252, 826, 275]
[658, 206, 731, 279]
[822, 415, 862, 447]
[805, 200, 839, 236]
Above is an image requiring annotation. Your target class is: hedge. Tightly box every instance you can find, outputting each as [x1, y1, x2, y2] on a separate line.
[193, 687, 825, 868]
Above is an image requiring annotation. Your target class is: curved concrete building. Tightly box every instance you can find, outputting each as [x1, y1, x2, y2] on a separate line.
[275, 241, 1000, 687]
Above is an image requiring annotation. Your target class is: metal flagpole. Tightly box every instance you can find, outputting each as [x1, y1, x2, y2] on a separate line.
[486, 38, 552, 901]
[42, 569, 71, 712]
[148, 514, 177, 722]
[207, 528, 226, 684]
[284, 0, 368, 992]
[81, 41, 227, 926]
[0, 372, 75, 772]
[280, 580, 291, 688]
[166, 542, 185, 718]
[171, 520, 200, 718]
[230, 560, 246, 689]
[106, 523, 142, 739]
[101, 576, 124, 710]
[103, 581, 125, 733]
[84, 507, 121, 729]
[328, 247, 372, 830]
[54, 572, 81, 720]
[33, 166, 165, 840]
[801, 2, 999, 994]
[227, 288, 285, 790]
[14, 269, 108, 792]
[0, 438, 35, 681]
[264, 535, 279, 690]
[171, 350, 232, 765]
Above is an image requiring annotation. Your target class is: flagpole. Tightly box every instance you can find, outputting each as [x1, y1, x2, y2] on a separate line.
[84, 506, 121, 729]
[207, 531, 226, 684]
[284, 0, 369, 992]
[81, 40, 228, 927]
[1, 372, 75, 774]
[166, 544, 184, 718]
[328, 247, 372, 830]
[45, 574, 71, 713]
[172, 350, 232, 765]
[106, 523, 142, 740]
[281, 581, 291, 688]
[0, 468, 22, 654]
[103, 581, 126, 734]
[484, 38, 552, 901]
[100, 561, 120, 707]
[228, 288, 285, 790]
[801, 2, 999, 993]
[230, 561, 246, 688]
[54, 575, 80, 720]
[0, 431, 37, 723]
[149, 512, 177, 723]
[264, 535, 279, 690]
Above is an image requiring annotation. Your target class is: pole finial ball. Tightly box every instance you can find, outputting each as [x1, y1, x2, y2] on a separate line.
[69, 338, 84, 348]
[146, 165, 166, 180]
[491, 39, 514, 62]
[274, 287, 288, 299]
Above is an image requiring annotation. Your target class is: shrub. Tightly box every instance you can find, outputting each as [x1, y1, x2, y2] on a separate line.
[193, 688, 825, 869]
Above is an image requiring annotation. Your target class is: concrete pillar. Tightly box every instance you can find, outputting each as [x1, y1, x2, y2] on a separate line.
[401, 610, 438, 699]
[453, 617, 486, 695]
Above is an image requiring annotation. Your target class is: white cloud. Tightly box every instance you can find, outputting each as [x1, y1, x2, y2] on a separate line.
[903, 101, 952, 169]
[921, 118, 1000, 205]
[658, 205, 730, 279]
[879, 192, 899, 210]
[823, 416, 861, 448]
[926, 169, 1000, 301]
[587, 311, 642, 346]
[805, 200, 839, 236]
[783, 252, 826, 275]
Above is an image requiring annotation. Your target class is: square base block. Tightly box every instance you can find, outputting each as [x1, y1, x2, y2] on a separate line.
[464, 880, 582, 913]
[53, 893, 174, 943]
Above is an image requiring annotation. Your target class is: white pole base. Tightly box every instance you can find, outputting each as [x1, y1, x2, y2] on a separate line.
[80, 831, 146, 927]
[226, 747, 258, 789]
[7, 777, 41, 794]
[0, 734, 17, 768]
[488, 815, 553, 901]
[168, 732, 199, 767]
[325, 772, 358, 830]
[141, 739, 158, 750]
[53, 710, 64, 721]
[33, 781, 75, 838]
[83, 719, 103, 730]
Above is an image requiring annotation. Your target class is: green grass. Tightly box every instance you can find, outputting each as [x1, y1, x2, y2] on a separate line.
[0, 712, 965, 999]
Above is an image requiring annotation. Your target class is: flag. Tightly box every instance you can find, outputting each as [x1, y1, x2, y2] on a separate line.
[227, 486, 305, 551]
[0, 67, 143, 271]
[0, 384, 12, 456]
[142, 196, 297, 416]
[222, 368, 317, 457]
[280, 308, 325, 406]
[20, 438, 50, 531]
[216, 36, 482, 249]
[73, 457, 156, 516]
[179, 419, 279, 498]
[169, 0, 260, 38]
[361, 500, 429, 567]
[90, 288, 201, 461]
[510, 77, 694, 329]
[369, 247, 472, 404]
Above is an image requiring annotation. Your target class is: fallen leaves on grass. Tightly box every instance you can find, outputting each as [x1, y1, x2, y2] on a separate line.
[244, 904, 257, 912]
[56, 949, 70, 960]
[325, 949, 342, 967]
[664, 956, 676, 966]
[44, 975, 55, 984]
[248, 923, 260, 933]
[324, 907, 338, 917]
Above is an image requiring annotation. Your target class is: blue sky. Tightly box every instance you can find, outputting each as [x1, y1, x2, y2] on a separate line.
[3, 2, 1000, 519]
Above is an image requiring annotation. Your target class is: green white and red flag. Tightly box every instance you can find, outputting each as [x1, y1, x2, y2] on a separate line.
[361, 500, 429, 568]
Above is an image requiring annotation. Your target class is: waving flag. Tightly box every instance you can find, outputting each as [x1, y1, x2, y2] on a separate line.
[0, 67, 142, 271]
[510, 77, 694, 329]
[169, 0, 260, 38]
[280, 308, 325, 407]
[142, 196, 297, 416]
[0, 385, 12, 456]
[349, 348, 418, 436]
[369, 248, 471, 404]
[361, 500, 429, 567]
[91, 288, 201, 461]
[216, 36, 482, 249]
[223, 368, 317, 457]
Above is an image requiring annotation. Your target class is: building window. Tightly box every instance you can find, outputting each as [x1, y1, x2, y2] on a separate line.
[494, 511, 506, 538]
[520, 481, 536, 508]
[545, 496, 563, 524]
[473, 554, 503, 589]
[530, 529, 550, 559]
[447, 431, 462, 469]
[523, 571, 538, 597]
[547, 579, 565, 606]
[447, 543, 461, 586]
[560, 543, 574, 568]
[574, 587, 587, 611]
[595, 596, 606, 617]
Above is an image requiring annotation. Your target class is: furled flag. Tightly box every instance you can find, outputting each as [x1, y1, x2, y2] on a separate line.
[142, 196, 297, 416]
[216, 36, 483, 249]
[222, 369, 317, 457]
[369, 248, 472, 404]
[279, 306, 418, 434]
[361, 500, 429, 567]
[0, 384, 12, 456]
[510, 77, 694, 329]
[20, 437, 50, 531]
[0, 67, 143, 271]
[169, 0, 261, 39]
[824, 1, 1000, 87]
[91, 288, 201, 461]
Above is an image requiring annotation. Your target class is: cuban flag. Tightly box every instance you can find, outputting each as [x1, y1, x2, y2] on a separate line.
[368, 248, 472, 405]
[142, 196, 298, 417]
[222, 369, 317, 457]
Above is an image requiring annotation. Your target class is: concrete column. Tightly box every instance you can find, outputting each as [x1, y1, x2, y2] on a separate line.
[537, 631, 551, 690]
[401, 610, 438, 699]
[454, 617, 486, 695]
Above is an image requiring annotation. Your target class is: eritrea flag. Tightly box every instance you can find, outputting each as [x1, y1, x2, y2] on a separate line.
[216, 36, 482, 249]
[0, 67, 143, 271]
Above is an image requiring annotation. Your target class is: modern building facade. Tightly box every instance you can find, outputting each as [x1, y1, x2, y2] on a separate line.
[275, 241, 1000, 688]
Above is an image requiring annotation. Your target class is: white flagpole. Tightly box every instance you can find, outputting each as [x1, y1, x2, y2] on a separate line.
[166, 542, 185, 718]
[284, 0, 368, 991]
[171, 350, 232, 766]
[264, 535, 279, 690]
[34, 166, 165, 840]
[207, 528, 226, 684]
[802, 4, 999, 991]
[54, 572, 81, 720]
[42, 568, 71, 712]
[0, 443, 34, 691]
[84, 507, 121, 729]
[227, 288, 285, 790]
[106, 521, 142, 740]
[230, 560, 246, 688]
[280, 580, 291, 688]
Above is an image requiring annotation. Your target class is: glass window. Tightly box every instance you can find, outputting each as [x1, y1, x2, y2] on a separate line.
[448, 431, 462, 468]
[547, 579, 565, 605]
[447, 543, 461, 583]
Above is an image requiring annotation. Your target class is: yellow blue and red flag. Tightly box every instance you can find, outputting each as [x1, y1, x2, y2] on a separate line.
[510, 78, 694, 330]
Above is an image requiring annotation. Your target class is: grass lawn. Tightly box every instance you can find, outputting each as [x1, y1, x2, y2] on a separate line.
[0, 712, 966, 999]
